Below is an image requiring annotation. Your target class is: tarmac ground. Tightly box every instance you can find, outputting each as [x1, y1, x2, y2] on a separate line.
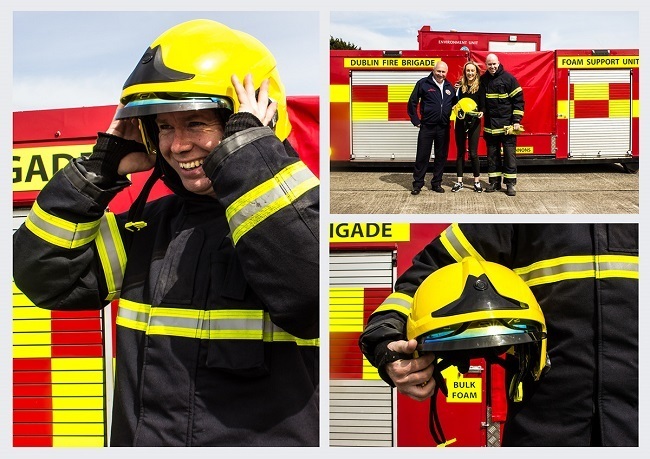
[329, 163, 639, 215]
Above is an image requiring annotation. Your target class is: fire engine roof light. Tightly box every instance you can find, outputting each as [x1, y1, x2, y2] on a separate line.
[383, 50, 402, 57]
[592, 49, 610, 56]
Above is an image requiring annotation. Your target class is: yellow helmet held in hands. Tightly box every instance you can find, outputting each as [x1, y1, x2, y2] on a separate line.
[406, 257, 548, 386]
[407, 257, 549, 446]
[115, 19, 291, 145]
[453, 97, 479, 120]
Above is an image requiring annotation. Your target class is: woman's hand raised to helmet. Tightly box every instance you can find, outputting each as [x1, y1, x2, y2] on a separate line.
[231, 74, 278, 126]
[385, 339, 437, 402]
[106, 104, 156, 176]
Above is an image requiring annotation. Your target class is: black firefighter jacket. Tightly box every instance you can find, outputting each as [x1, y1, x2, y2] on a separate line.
[13, 126, 320, 446]
[359, 224, 638, 446]
[407, 73, 457, 127]
[480, 64, 524, 135]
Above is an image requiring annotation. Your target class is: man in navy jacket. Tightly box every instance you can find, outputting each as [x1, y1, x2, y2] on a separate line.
[407, 61, 458, 194]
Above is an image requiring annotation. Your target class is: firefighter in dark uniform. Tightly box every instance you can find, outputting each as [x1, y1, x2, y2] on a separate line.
[407, 61, 458, 194]
[13, 19, 319, 446]
[359, 224, 638, 446]
[481, 53, 524, 196]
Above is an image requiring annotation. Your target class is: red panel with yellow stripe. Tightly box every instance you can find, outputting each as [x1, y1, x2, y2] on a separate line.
[330, 50, 469, 162]
[13, 282, 108, 447]
[555, 49, 639, 160]
[329, 223, 447, 380]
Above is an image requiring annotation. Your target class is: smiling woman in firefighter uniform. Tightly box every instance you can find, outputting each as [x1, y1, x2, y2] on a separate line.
[359, 224, 638, 446]
[13, 19, 319, 446]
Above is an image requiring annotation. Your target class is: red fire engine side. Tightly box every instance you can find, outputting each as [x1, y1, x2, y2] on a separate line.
[329, 222, 507, 447]
[330, 30, 639, 170]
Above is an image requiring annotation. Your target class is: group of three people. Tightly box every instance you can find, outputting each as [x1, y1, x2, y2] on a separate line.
[408, 54, 524, 196]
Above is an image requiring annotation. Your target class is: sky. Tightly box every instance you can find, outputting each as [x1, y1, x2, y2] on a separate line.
[330, 11, 639, 52]
[13, 10, 640, 112]
[12, 11, 321, 111]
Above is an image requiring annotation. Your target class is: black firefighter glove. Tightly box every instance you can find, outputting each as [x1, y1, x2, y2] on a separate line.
[79, 132, 147, 187]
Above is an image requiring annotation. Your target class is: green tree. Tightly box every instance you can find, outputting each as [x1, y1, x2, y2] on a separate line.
[330, 36, 360, 50]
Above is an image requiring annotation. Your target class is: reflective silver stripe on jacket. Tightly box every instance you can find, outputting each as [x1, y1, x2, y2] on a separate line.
[25, 201, 100, 249]
[439, 226, 638, 287]
[372, 292, 413, 317]
[226, 161, 319, 245]
[116, 300, 319, 346]
[439, 223, 486, 263]
[514, 255, 639, 286]
[94, 212, 127, 301]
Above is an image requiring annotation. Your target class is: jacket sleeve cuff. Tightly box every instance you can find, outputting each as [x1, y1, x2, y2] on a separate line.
[202, 126, 275, 180]
[373, 339, 414, 387]
[65, 158, 131, 208]
[223, 112, 264, 139]
[83, 132, 146, 185]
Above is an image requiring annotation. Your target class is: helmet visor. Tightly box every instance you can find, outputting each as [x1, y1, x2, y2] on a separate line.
[419, 319, 546, 353]
[116, 93, 234, 119]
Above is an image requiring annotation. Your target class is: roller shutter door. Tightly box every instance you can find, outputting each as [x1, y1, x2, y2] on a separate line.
[329, 250, 396, 446]
[568, 69, 632, 158]
[350, 71, 429, 161]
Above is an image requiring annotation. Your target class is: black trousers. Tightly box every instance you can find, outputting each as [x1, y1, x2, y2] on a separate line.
[484, 132, 517, 185]
[454, 117, 481, 178]
[412, 123, 450, 189]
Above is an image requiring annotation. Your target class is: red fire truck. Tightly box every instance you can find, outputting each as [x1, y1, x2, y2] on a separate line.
[12, 97, 319, 447]
[329, 222, 509, 447]
[330, 27, 639, 171]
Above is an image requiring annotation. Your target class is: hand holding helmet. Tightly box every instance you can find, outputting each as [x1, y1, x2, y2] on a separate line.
[105, 105, 156, 176]
[232, 74, 278, 127]
[385, 339, 436, 401]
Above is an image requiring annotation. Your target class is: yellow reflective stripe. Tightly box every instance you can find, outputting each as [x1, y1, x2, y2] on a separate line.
[488, 172, 503, 178]
[147, 308, 265, 339]
[484, 127, 506, 134]
[372, 292, 413, 316]
[115, 299, 150, 331]
[513, 255, 638, 287]
[262, 313, 320, 346]
[95, 212, 127, 301]
[226, 161, 319, 245]
[509, 87, 523, 97]
[513, 110, 524, 116]
[439, 223, 485, 263]
[486, 93, 509, 99]
[25, 201, 100, 249]
[116, 300, 316, 346]
[503, 173, 517, 179]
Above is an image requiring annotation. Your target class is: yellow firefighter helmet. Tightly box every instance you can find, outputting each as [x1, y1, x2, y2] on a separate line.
[115, 19, 291, 147]
[406, 257, 549, 446]
[453, 97, 479, 120]
[406, 257, 548, 383]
